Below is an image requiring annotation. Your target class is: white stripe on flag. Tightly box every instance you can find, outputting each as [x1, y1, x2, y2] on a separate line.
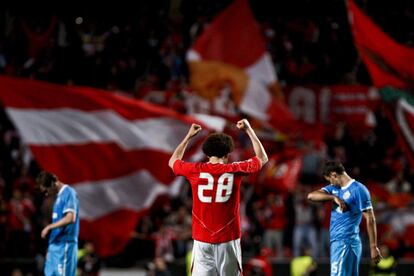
[192, 113, 227, 131]
[397, 98, 414, 152]
[240, 77, 272, 121]
[245, 53, 277, 84]
[239, 53, 276, 120]
[75, 170, 183, 220]
[7, 109, 189, 151]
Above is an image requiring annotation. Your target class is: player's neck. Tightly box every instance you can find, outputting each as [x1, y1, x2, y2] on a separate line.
[208, 156, 226, 164]
[339, 173, 353, 188]
[56, 181, 65, 192]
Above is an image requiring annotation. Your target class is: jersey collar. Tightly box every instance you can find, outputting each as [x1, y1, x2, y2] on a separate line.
[341, 179, 355, 190]
[58, 184, 68, 195]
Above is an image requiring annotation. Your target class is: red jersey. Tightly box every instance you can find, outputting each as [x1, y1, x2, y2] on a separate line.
[173, 157, 261, 243]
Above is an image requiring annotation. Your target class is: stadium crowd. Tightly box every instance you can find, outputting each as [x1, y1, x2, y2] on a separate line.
[0, 0, 413, 275]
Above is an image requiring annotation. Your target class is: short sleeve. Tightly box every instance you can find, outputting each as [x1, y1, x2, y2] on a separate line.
[321, 185, 334, 195]
[63, 189, 77, 215]
[173, 160, 196, 176]
[357, 185, 372, 211]
[230, 157, 261, 174]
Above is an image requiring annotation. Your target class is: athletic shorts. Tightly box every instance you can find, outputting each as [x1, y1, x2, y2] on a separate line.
[191, 238, 242, 276]
[330, 239, 362, 276]
[44, 242, 78, 276]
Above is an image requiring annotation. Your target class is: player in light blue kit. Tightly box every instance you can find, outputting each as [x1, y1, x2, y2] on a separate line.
[308, 161, 382, 276]
[37, 171, 80, 276]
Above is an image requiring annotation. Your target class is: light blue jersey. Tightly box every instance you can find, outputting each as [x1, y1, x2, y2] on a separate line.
[49, 185, 80, 244]
[322, 179, 372, 242]
[322, 179, 372, 276]
[45, 185, 80, 276]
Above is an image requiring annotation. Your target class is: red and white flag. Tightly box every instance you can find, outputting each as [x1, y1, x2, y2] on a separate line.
[381, 88, 414, 168]
[348, 0, 414, 88]
[187, 0, 298, 133]
[0, 76, 225, 256]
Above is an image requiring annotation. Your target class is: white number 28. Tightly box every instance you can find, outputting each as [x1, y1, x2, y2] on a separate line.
[198, 173, 234, 203]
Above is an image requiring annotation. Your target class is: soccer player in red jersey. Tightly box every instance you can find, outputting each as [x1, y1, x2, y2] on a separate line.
[169, 119, 268, 276]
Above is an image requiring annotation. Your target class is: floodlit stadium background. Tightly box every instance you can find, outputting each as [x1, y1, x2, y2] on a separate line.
[0, 0, 414, 275]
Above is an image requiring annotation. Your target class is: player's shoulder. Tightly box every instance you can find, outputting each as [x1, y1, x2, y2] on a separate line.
[231, 156, 259, 163]
[352, 180, 366, 188]
[173, 159, 199, 173]
[351, 180, 369, 192]
[64, 185, 77, 196]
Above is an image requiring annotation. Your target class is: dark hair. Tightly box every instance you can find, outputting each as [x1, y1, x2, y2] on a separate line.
[202, 133, 234, 158]
[322, 161, 345, 176]
[36, 171, 58, 188]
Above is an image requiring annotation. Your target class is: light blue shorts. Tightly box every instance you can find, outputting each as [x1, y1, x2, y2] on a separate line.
[44, 242, 78, 276]
[330, 239, 361, 276]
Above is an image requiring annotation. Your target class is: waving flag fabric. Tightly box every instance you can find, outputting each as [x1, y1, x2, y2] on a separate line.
[348, 0, 414, 88]
[187, 0, 298, 133]
[380, 87, 414, 168]
[0, 76, 224, 256]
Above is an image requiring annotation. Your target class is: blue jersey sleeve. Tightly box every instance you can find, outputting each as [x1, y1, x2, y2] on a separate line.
[321, 184, 335, 194]
[357, 185, 372, 211]
[63, 189, 78, 215]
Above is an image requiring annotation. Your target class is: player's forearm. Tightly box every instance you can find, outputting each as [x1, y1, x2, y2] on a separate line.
[365, 211, 378, 248]
[168, 135, 191, 168]
[48, 213, 75, 230]
[246, 128, 268, 166]
[307, 190, 335, 202]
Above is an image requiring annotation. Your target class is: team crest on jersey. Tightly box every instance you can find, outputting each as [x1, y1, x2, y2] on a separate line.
[343, 191, 351, 200]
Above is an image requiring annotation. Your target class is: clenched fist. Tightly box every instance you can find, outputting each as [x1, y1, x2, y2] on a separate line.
[187, 124, 202, 138]
[236, 119, 251, 131]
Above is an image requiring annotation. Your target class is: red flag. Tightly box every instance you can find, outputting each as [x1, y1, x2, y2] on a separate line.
[192, 0, 265, 67]
[259, 149, 302, 193]
[284, 85, 378, 138]
[0, 76, 224, 256]
[348, 0, 414, 88]
[328, 85, 378, 133]
[187, 0, 298, 133]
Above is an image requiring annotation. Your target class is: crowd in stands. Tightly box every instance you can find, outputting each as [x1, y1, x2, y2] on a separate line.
[0, 0, 414, 275]
[0, 1, 396, 94]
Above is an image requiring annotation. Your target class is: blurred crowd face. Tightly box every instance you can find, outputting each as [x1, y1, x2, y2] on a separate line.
[154, 257, 167, 270]
[11, 269, 23, 276]
[85, 242, 95, 254]
[380, 245, 390, 258]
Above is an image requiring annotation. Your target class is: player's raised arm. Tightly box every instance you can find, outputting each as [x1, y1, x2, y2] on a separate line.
[236, 119, 268, 166]
[168, 123, 202, 169]
[307, 189, 347, 211]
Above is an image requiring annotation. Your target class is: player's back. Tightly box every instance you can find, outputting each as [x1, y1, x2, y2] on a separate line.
[173, 157, 261, 243]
